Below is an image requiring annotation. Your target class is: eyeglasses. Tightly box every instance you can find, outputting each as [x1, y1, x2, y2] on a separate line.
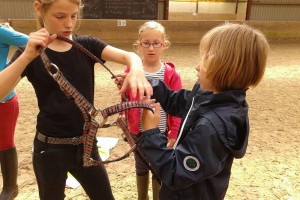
[140, 42, 164, 48]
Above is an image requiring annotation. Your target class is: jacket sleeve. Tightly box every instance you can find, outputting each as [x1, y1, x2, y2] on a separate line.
[141, 117, 230, 191]
[150, 79, 190, 118]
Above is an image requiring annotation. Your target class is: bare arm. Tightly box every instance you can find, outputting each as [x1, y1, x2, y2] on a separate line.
[0, 54, 30, 99]
[101, 45, 153, 99]
[0, 28, 56, 99]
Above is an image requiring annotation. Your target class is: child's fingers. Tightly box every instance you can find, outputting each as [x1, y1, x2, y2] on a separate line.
[141, 102, 160, 131]
[141, 97, 156, 107]
[167, 138, 176, 148]
[113, 74, 126, 89]
[48, 34, 57, 44]
[119, 79, 134, 96]
[113, 73, 127, 81]
[153, 102, 160, 115]
[118, 71, 152, 99]
[141, 81, 153, 99]
[143, 102, 160, 119]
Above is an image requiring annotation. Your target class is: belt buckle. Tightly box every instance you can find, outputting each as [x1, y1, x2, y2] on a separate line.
[72, 136, 82, 145]
[72, 137, 78, 145]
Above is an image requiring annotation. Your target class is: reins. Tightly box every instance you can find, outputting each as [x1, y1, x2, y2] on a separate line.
[38, 35, 152, 167]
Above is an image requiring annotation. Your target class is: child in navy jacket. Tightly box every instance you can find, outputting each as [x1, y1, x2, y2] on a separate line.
[141, 23, 270, 200]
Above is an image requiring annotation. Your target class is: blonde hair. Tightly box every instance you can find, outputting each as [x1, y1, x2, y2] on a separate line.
[134, 21, 170, 50]
[35, 0, 84, 29]
[200, 23, 269, 91]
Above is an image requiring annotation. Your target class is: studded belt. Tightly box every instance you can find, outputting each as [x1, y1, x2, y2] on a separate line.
[36, 132, 84, 145]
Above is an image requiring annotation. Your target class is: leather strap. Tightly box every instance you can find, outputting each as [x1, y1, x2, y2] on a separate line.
[36, 132, 84, 145]
[38, 35, 153, 167]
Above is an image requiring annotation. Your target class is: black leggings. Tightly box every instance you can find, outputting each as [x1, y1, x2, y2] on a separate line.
[32, 137, 114, 200]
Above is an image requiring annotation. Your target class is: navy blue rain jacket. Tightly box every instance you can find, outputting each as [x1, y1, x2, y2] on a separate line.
[140, 80, 249, 200]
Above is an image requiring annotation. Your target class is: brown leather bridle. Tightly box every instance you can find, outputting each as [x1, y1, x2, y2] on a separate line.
[38, 35, 153, 167]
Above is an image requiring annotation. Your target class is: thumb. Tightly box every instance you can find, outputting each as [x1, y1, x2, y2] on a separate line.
[48, 34, 57, 45]
[153, 102, 160, 116]
[119, 82, 127, 95]
[141, 102, 161, 131]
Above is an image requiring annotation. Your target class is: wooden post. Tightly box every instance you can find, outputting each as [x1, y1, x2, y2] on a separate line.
[246, 0, 252, 20]
[235, 0, 239, 14]
[165, 0, 169, 20]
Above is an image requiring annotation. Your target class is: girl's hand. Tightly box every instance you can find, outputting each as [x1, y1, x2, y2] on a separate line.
[103, 50, 152, 99]
[113, 73, 128, 89]
[141, 101, 160, 131]
[120, 67, 153, 99]
[23, 28, 56, 61]
[167, 137, 176, 148]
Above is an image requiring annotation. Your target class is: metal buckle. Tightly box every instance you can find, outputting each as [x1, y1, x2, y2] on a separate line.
[93, 110, 107, 128]
[71, 137, 82, 145]
[72, 137, 78, 145]
[46, 63, 60, 77]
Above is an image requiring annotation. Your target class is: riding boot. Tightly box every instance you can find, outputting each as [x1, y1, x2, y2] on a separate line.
[0, 147, 19, 200]
[152, 176, 160, 200]
[136, 173, 149, 200]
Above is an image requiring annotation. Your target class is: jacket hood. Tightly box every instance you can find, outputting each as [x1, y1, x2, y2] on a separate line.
[191, 83, 249, 158]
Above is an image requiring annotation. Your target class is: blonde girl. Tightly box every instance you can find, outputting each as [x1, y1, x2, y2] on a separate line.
[122, 21, 182, 200]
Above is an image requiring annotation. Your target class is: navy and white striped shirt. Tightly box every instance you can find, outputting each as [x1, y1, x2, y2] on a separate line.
[139, 63, 167, 133]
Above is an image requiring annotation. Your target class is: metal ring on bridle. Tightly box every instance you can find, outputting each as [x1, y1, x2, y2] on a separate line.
[92, 110, 108, 128]
[46, 63, 60, 77]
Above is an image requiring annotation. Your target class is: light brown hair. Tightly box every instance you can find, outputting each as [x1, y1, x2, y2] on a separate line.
[200, 23, 269, 91]
[34, 0, 83, 29]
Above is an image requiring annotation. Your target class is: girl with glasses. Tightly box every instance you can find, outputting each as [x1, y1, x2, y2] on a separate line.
[117, 21, 182, 200]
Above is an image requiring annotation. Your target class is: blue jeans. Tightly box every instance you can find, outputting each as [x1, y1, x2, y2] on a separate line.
[32, 137, 114, 200]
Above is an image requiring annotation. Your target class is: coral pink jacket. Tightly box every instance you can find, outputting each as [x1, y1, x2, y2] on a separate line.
[124, 62, 182, 139]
